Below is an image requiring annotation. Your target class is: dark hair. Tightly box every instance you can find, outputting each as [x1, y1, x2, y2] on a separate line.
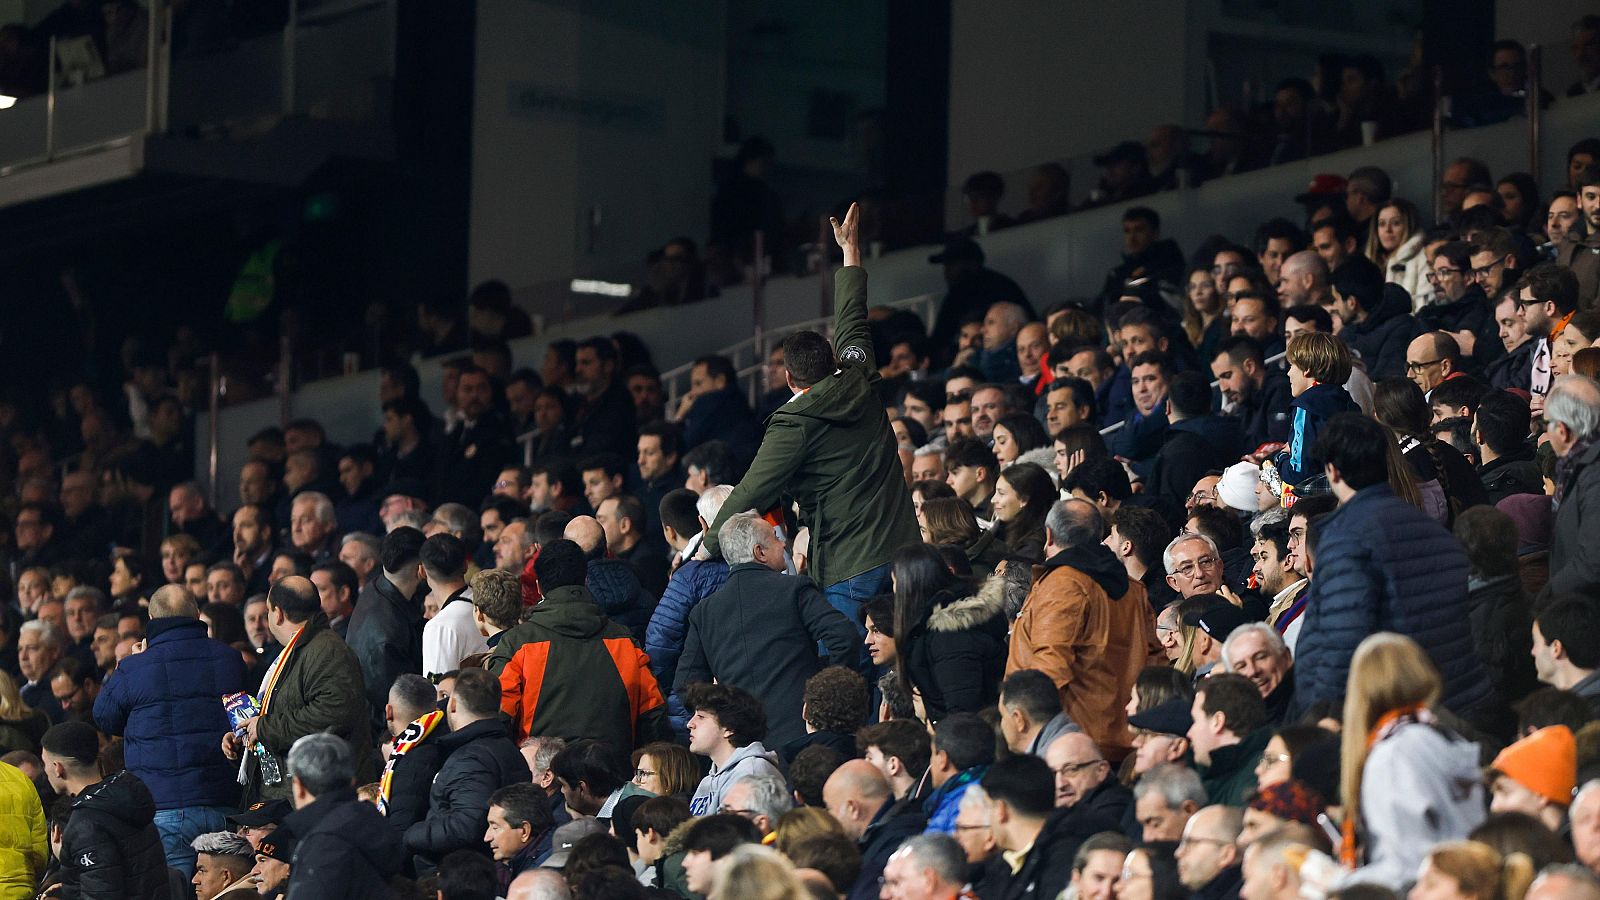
[1434, 240, 1475, 272]
[680, 814, 761, 859]
[1257, 518, 1291, 561]
[789, 744, 847, 807]
[1513, 687, 1594, 738]
[1523, 263, 1580, 316]
[901, 381, 946, 414]
[892, 544, 965, 680]
[980, 754, 1055, 818]
[944, 438, 999, 478]
[1124, 206, 1161, 230]
[533, 539, 587, 591]
[1255, 218, 1308, 254]
[1536, 598, 1600, 669]
[1429, 376, 1488, 419]
[1283, 304, 1334, 333]
[451, 668, 502, 718]
[787, 833, 864, 893]
[1473, 391, 1532, 458]
[565, 838, 632, 892]
[803, 667, 868, 734]
[200, 603, 247, 646]
[1312, 413, 1391, 491]
[1063, 456, 1131, 502]
[1134, 666, 1193, 712]
[1214, 335, 1266, 367]
[633, 795, 692, 839]
[550, 740, 628, 798]
[1187, 504, 1244, 552]
[580, 453, 628, 482]
[1118, 306, 1167, 343]
[861, 594, 895, 637]
[1469, 812, 1576, 871]
[481, 495, 530, 526]
[999, 669, 1062, 722]
[310, 560, 358, 604]
[855, 719, 931, 779]
[1112, 506, 1173, 570]
[1167, 371, 1213, 419]
[659, 489, 701, 539]
[996, 463, 1056, 557]
[1045, 376, 1097, 419]
[932, 712, 995, 773]
[266, 576, 320, 623]
[41, 721, 99, 768]
[488, 781, 554, 837]
[994, 414, 1049, 456]
[782, 331, 836, 388]
[1127, 350, 1174, 378]
[1053, 424, 1109, 463]
[682, 683, 767, 746]
[533, 510, 574, 547]
[637, 420, 682, 460]
[1453, 506, 1521, 578]
[1197, 673, 1267, 736]
[682, 440, 740, 485]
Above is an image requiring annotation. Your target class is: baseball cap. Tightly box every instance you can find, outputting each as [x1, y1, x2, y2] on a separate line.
[928, 238, 984, 266]
[1093, 141, 1146, 168]
[1294, 174, 1347, 205]
[228, 799, 291, 829]
[1182, 598, 1252, 642]
[256, 824, 297, 863]
[540, 817, 607, 868]
[1128, 696, 1193, 737]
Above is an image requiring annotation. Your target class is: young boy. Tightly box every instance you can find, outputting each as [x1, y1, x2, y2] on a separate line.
[1275, 332, 1358, 487]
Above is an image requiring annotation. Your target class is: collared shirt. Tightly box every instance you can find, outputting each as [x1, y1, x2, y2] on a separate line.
[1002, 838, 1036, 876]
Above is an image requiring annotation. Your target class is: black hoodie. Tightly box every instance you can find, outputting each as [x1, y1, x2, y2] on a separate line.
[1046, 543, 1129, 600]
[283, 786, 403, 899]
[1339, 282, 1419, 381]
[59, 769, 169, 900]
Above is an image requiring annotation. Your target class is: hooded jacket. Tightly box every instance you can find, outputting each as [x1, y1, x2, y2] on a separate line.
[345, 571, 426, 733]
[1345, 722, 1484, 891]
[0, 761, 45, 898]
[704, 266, 920, 589]
[1275, 382, 1358, 486]
[58, 769, 169, 900]
[1294, 484, 1491, 716]
[488, 584, 670, 750]
[1006, 544, 1164, 759]
[674, 562, 860, 749]
[91, 616, 245, 810]
[902, 576, 1010, 721]
[587, 558, 655, 646]
[1340, 283, 1419, 381]
[687, 742, 781, 817]
[1550, 442, 1600, 600]
[404, 717, 531, 870]
[1386, 231, 1431, 307]
[646, 557, 730, 739]
[283, 786, 403, 900]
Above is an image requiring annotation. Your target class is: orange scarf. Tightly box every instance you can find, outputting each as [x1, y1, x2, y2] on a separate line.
[257, 625, 304, 718]
[1340, 703, 1427, 867]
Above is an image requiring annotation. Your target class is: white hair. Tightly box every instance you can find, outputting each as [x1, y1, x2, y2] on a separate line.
[1132, 762, 1207, 809]
[1548, 375, 1600, 441]
[340, 531, 381, 559]
[1248, 507, 1289, 537]
[191, 831, 254, 861]
[718, 510, 769, 565]
[293, 491, 336, 525]
[1221, 622, 1291, 669]
[697, 484, 735, 526]
[732, 774, 794, 823]
[1162, 531, 1220, 576]
[18, 620, 64, 652]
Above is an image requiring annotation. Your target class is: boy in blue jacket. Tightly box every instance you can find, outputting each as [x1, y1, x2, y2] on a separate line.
[1275, 332, 1358, 486]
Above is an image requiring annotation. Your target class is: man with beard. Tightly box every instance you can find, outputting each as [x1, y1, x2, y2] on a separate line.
[1519, 264, 1582, 404]
[1211, 337, 1291, 453]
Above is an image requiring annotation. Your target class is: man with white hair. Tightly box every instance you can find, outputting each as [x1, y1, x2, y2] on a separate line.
[190, 831, 258, 899]
[290, 491, 339, 561]
[674, 511, 859, 749]
[1570, 781, 1600, 878]
[880, 834, 967, 900]
[17, 619, 65, 722]
[1220, 623, 1295, 726]
[1525, 865, 1600, 900]
[508, 867, 574, 900]
[720, 773, 794, 837]
[1132, 763, 1207, 842]
[1547, 374, 1600, 598]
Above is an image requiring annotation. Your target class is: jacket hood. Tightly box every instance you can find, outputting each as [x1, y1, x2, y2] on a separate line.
[73, 769, 156, 829]
[779, 366, 877, 427]
[929, 576, 1008, 632]
[437, 716, 514, 751]
[713, 741, 779, 776]
[1043, 543, 1130, 600]
[1014, 446, 1058, 476]
[1291, 382, 1356, 419]
[530, 585, 613, 639]
[1353, 283, 1414, 331]
[587, 559, 646, 614]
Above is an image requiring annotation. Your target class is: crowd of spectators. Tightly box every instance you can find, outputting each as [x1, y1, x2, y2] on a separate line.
[4, 18, 1600, 900]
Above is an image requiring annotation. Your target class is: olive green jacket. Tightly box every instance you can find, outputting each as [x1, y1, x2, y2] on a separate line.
[703, 266, 919, 587]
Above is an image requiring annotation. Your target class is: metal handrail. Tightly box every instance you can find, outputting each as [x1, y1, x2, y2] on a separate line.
[1098, 350, 1287, 437]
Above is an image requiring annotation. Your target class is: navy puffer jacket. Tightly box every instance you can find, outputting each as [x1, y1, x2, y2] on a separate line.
[587, 558, 655, 645]
[1293, 484, 1491, 715]
[93, 616, 246, 809]
[645, 557, 730, 738]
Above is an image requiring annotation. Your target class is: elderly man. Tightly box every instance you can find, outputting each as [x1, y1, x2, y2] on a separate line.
[1007, 500, 1163, 760]
[1220, 624, 1295, 726]
[1571, 781, 1600, 878]
[1163, 532, 1237, 601]
[1547, 375, 1600, 599]
[338, 532, 381, 588]
[676, 511, 859, 749]
[719, 773, 792, 837]
[975, 303, 1029, 384]
[1405, 332, 1464, 397]
[1042, 732, 1130, 829]
[1176, 806, 1244, 900]
[1276, 251, 1331, 307]
[1132, 763, 1207, 842]
[881, 835, 968, 900]
[290, 491, 339, 561]
[1240, 836, 1313, 900]
[17, 621, 65, 723]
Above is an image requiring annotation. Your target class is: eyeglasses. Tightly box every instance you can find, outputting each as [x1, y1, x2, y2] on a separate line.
[1405, 358, 1444, 372]
[1425, 267, 1461, 284]
[493, 479, 516, 489]
[1210, 263, 1243, 276]
[1177, 836, 1234, 851]
[1256, 753, 1292, 769]
[1054, 760, 1103, 777]
[1186, 489, 1216, 505]
[1156, 624, 1178, 634]
[1172, 555, 1220, 578]
[1470, 256, 1509, 280]
[633, 768, 656, 781]
[719, 806, 758, 819]
[953, 823, 990, 832]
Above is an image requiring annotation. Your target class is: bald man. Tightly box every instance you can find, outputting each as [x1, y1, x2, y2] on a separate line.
[825, 760, 926, 900]
[1405, 331, 1463, 395]
[1017, 322, 1050, 386]
[1277, 251, 1329, 307]
[977, 302, 1029, 383]
[562, 514, 653, 642]
[1043, 733, 1130, 827]
[508, 867, 573, 900]
[219, 575, 373, 804]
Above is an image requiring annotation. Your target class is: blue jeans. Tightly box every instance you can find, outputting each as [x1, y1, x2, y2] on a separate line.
[153, 805, 234, 876]
[825, 562, 892, 670]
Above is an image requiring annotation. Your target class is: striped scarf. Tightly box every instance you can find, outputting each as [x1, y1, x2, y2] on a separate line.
[377, 710, 444, 815]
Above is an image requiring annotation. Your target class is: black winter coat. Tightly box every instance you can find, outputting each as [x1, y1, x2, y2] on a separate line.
[1550, 442, 1600, 600]
[380, 729, 447, 837]
[403, 717, 531, 869]
[1416, 285, 1502, 370]
[902, 577, 1010, 721]
[284, 787, 402, 900]
[990, 805, 1110, 900]
[587, 558, 655, 646]
[1480, 453, 1543, 504]
[345, 572, 426, 733]
[1340, 284, 1418, 381]
[847, 799, 927, 900]
[58, 770, 169, 900]
[1467, 574, 1538, 721]
[1237, 370, 1293, 452]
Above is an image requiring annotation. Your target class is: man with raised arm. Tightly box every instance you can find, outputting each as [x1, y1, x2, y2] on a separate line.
[703, 203, 919, 629]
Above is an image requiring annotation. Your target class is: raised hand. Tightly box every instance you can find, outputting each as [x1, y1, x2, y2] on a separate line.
[830, 203, 861, 268]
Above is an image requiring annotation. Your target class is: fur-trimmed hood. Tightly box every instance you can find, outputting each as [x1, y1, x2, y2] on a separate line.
[929, 575, 1008, 632]
[1012, 446, 1060, 483]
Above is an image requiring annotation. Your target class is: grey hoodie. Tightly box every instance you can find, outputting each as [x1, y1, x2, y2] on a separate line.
[689, 742, 781, 817]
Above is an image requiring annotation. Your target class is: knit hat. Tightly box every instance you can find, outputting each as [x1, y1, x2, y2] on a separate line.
[1492, 725, 1577, 806]
[1218, 462, 1263, 512]
[257, 824, 298, 863]
[1247, 778, 1327, 826]
[1497, 493, 1553, 553]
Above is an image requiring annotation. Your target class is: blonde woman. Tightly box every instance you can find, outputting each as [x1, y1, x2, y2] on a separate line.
[1368, 199, 1431, 309]
[710, 844, 809, 900]
[0, 671, 47, 756]
[773, 807, 844, 858]
[1411, 841, 1535, 900]
[1340, 634, 1485, 891]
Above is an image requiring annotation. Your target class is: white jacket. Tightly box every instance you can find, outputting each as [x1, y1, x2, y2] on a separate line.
[1384, 232, 1433, 311]
[1343, 721, 1484, 892]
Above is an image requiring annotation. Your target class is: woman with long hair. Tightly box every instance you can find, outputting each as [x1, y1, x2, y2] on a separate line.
[1495, 173, 1542, 235]
[0, 670, 47, 756]
[989, 463, 1055, 563]
[1115, 843, 1186, 900]
[1340, 634, 1485, 889]
[1413, 841, 1536, 900]
[891, 543, 1008, 721]
[1159, 600, 1201, 675]
[1368, 199, 1430, 308]
[920, 497, 1006, 579]
[1182, 265, 1228, 363]
[1373, 379, 1488, 526]
[992, 414, 1050, 468]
